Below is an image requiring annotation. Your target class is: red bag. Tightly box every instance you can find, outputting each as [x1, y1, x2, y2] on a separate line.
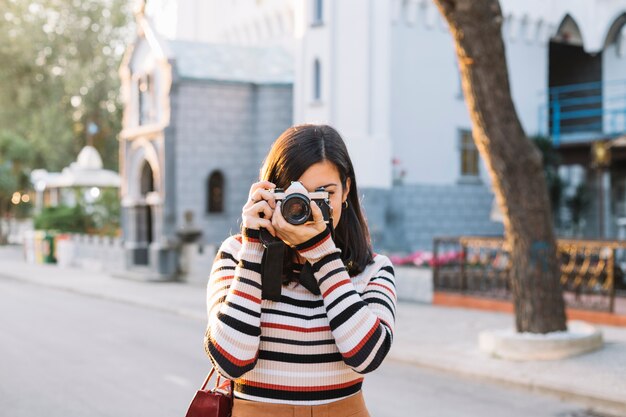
[185, 367, 233, 417]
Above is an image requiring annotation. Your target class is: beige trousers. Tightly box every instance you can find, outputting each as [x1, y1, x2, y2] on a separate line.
[232, 391, 370, 417]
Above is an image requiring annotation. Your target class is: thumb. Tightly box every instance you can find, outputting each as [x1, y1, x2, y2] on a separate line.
[310, 200, 324, 223]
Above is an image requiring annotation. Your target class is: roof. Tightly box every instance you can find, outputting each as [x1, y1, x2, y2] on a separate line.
[30, 146, 120, 189]
[167, 40, 294, 84]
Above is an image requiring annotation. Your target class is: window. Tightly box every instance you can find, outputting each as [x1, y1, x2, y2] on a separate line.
[207, 171, 224, 213]
[313, 59, 321, 101]
[138, 73, 154, 125]
[459, 130, 480, 177]
[312, 0, 323, 25]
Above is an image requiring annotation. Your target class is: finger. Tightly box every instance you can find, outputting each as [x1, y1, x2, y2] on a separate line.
[310, 200, 323, 223]
[249, 181, 276, 197]
[243, 200, 273, 219]
[254, 189, 276, 208]
[258, 219, 276, 236]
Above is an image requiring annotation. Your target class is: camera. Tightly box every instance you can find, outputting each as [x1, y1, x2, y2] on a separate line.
[271, 181, 332, 225]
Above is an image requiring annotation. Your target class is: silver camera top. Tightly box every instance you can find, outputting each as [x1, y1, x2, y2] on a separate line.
[271, 181, 328, 200]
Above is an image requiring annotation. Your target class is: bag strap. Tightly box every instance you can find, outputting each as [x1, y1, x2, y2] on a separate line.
[200, 367, 233, 398]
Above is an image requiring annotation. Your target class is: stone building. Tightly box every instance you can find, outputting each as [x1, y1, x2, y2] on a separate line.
[118, 7, 292, 279]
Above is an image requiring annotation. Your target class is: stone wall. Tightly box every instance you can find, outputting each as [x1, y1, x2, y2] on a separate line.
[173, 80, 293, 246]
[362, 182, 504, 253]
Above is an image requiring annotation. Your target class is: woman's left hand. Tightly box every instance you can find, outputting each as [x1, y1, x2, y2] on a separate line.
[272, 200, 328, 247]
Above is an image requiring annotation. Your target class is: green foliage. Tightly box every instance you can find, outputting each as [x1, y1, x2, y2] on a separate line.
[0, 0, 133, 172]
[0, 131, 33, 219]
[89, 188, 121, 236]
[34, 204, 95, 233]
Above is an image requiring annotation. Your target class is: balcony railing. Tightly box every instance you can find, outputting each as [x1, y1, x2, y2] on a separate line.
[539, 80, 626, 145]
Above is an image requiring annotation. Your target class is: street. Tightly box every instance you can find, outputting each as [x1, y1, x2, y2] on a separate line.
[0, 276, 618, 417]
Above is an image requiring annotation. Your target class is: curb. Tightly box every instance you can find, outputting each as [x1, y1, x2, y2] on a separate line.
[387, 350, 626, 414]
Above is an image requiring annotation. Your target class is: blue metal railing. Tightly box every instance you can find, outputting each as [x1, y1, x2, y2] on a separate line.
[538, 79, 626, 146]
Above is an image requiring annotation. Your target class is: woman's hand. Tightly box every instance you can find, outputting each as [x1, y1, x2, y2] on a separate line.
[272, 200, 328, 247]
[242, 181, 277, 236]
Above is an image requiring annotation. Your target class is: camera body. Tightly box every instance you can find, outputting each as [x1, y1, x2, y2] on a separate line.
[271, 181, 332, 225]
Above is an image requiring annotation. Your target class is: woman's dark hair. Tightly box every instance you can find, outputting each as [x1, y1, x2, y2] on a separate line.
[259, 124, 374, 279]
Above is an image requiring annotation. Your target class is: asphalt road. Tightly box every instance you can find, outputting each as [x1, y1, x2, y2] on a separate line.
[0, 277, 618, 417]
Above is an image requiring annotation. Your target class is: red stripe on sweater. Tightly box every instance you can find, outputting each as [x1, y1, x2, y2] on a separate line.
[343, 319, 380, 359]
[240, 378, 364, 392]
[261, 322, 331, 333]
[214, 275, 234, 283]
[211, 337, 258, 367]
[322, 279, 351, 298]
[369, 282, 397, 297]
[299, 233, 331, 252]
[232, 290, 261, 304]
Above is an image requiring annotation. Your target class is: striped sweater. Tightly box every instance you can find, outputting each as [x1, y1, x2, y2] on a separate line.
[204, 227, 396, 405]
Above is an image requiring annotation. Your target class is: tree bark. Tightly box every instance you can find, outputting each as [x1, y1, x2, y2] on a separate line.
[434, 0, 567, 333]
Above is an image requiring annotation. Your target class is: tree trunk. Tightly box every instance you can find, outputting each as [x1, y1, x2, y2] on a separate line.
[434, 0, 567, 333]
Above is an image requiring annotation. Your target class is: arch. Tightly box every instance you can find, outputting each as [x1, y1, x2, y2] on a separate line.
[313, 58, 322, 101]
[206, 170, 225, 213]
[128, 139, 161, 200]
[602, 12, 626, 49]
[552, 14, 584, 47]
[140, 161, 154, 196]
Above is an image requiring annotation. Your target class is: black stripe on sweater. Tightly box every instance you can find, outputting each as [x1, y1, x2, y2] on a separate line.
[260, 336, 336, 346]
[225, 301, 262, 318]
[370, 275, 395, 286]
[362, 289, 396, 309]
[237, 276, 263, 290]
[239, 259, 262, 274]
[279, 295, 325, 309]
[212, 265, 236, 273]
[258, 350, 342, 364]
[356, 327, 392, 374]
[217, 311, 261, 337]
[215, 251, 237, 263]
[235, 381, 362, 402]
[329, 301, 367, 330]
[343, 324, 384, 370]
[326, 290, 358, 311]
[311, 252, 342, 273]
[363, 297, 396, 320]
[294, 227, 331, 251]
[380, 265, 394, 275]
[261, 308, 327, 321]
[207, 337, 257, 378]
[317, 267, 348, 287]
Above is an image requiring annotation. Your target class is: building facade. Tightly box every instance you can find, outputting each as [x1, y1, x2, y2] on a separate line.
[120, 0, 626, 279]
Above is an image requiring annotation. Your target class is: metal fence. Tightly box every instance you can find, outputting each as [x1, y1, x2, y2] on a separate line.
[433, 236, 626, 312]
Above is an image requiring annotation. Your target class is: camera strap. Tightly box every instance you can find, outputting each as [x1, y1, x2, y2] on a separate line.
[259, 229, 284, 302]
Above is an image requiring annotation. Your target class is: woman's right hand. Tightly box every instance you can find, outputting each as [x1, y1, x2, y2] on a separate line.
[242, 180, 277, 236]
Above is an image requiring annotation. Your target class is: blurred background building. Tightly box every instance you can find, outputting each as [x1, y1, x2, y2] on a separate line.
[118, 0, 626, 279]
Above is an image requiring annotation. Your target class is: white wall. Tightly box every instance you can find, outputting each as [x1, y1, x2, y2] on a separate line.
[603, 38, 626, 134]
[294, 0, 392, 189]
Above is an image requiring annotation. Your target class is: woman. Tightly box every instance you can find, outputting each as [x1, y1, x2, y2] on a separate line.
[204, 124, 396, 416]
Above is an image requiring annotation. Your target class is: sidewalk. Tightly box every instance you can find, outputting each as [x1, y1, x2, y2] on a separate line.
[1, 245, 625, 413]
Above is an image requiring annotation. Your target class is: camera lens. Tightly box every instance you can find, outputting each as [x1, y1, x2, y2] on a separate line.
[282, 194, 310, 225]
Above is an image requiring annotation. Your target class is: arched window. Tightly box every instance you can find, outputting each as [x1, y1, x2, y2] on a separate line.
[207, 171, 224, 213]
[313, 59, 321, 101]
[140, 161, 154, 195]
[313, 0, 323, 25]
